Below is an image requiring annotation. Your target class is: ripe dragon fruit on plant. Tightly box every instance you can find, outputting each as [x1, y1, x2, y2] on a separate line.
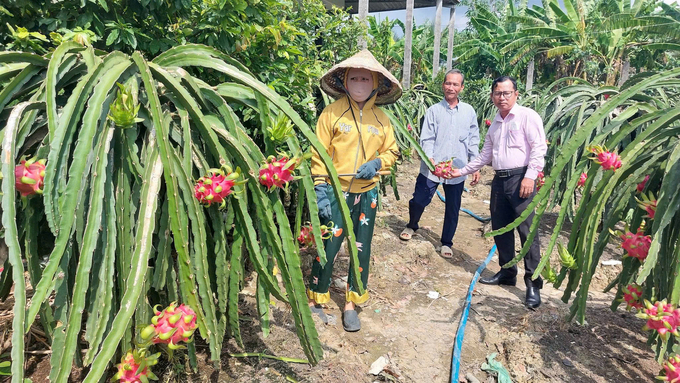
[637, 175, 650, 193]
[619, 229, 652, 261]
[259, 154, 301, 191]
[113, 349, 159, 383]
[536, 171, 545, 191]
[14, 158, 46, 196]
[621, 283, 644, 311]
[194, 165, 243, 208]
[637, 191, 657, 220]
[485, 119, 491, 127]
[586, 145, 622, 171]
[297, 222, 332, 248]
[637, 300, 680, 341]
[657, 355, 680, 382]
[577, 172, 587, 187]
[432, 158, 456, 179]
[141, 302, 198, 349]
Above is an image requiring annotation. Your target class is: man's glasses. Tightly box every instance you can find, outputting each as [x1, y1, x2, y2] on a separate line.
[492, 91, 515, 98]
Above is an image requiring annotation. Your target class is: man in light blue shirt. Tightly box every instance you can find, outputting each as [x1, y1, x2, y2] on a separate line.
[399, 69, 480, 258]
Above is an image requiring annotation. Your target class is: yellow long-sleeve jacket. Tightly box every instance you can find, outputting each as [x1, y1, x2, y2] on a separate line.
[311, 92, 399, 194]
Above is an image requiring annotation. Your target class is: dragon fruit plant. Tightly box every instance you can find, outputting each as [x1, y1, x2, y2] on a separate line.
[621, 284, 644, 311]
[107, 83, 144, 129]
[536, 171, 545, 191]
[637, 192, 657, 220]
[587, 145, 622, 171]
[577, 172, 587, 187]
[658, 355, 680, 382]
[297, 222, 332, 248]
[14, 158, 46, 196]
[432, 158, 456, 179]
[637, 300, 680, 341]
[637, 175, 650, 193]
[113, 349, 160, 383]
[141, 302, 198, 349]
[194, 165, 244, 207]
[612, 227, 652, 261]
[259, 154, 303, 191]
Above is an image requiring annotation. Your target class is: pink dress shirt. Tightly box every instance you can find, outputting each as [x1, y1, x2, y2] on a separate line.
[460, 104, 547, 180]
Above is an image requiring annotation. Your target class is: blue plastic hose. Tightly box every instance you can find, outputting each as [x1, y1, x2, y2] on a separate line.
[451, 245, 497, 383]
[436, 190, 491, 223]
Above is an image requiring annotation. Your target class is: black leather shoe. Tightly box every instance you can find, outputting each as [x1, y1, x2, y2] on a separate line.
[479, 272, 517, 286]
[525, 286, 541, 309]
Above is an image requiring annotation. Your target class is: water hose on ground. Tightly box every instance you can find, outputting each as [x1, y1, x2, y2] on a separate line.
[436, 190, 491, 223]
[450, 245, 497, 383]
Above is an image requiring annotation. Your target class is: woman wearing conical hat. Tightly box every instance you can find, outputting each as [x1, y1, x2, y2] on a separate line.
[308, 49, 401, 332]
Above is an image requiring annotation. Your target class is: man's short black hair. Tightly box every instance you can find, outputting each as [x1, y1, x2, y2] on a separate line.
[492, 76, 517, 91]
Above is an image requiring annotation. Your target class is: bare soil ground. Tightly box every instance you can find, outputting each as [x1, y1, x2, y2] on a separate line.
[7, 158, 660, 383]
[188, 159, 659, 383]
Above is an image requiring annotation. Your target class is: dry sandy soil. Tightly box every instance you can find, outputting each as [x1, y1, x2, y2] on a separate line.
[13, 158, 660, 383]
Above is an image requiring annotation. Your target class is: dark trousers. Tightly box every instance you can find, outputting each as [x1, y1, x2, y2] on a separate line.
[490, 174, 543, 288]
[407, 174, 464, 247]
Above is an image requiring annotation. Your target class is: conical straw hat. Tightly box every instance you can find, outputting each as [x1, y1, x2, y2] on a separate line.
[320, 49, 402, 105]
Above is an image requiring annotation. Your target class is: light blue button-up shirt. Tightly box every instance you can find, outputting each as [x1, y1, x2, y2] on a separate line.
[419, 99, 480, 185]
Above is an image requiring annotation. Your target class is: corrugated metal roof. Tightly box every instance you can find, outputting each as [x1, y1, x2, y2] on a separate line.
[339, 0, 459, 13]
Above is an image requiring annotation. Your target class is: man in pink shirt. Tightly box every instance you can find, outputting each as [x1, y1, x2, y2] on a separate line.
[451, 76, 547, 309]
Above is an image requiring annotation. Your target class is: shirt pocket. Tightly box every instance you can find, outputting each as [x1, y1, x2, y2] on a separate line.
[507, 128, 524, 148]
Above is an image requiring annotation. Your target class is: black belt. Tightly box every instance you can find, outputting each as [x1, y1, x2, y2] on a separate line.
[495, 166, 527, 178]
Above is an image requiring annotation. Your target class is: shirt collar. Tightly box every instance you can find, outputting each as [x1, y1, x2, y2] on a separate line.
[494, 103, 520, 122]
[440, 98, 460, 110]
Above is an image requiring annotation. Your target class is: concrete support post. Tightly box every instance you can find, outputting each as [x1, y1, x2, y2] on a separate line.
[432, 0, 443, 80]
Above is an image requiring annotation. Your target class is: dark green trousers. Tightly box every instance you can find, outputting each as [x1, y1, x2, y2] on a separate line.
[307, 185, 378, 305]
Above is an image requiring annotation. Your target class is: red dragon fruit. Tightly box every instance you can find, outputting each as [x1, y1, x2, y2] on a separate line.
[577, 172, 587, 187]
[637, 192, 657, 220]
[14, 158, 46, 196]
[637, 175, 650, 193]
[141, 302, 198, 348]
[637, 300, 680, 341]
[113, 350, 159, 383]
[536, 171, 545, 191]
[619, 229, 652, 261]
[432, 158, 456, 179]
[194, 166, 242, 207]
[587, 145, 622, 171]
[485, 119, 491, 127]
[621, 283, 643, 311]
[297, 223, 332, 248]
[658, 355, 680, 382]
[259, 155, 300, 191]
[407, 124, 413, 132]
